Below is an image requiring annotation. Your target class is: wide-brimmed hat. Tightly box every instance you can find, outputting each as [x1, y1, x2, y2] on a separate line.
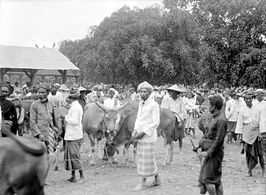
[199, 87, 209, 92]
[59, 84, 70, 91]
[68, 88, 80, 99]
[0, 82, 14, 95]
[166, 84, 185, 93]
[78, 86, 87, 92]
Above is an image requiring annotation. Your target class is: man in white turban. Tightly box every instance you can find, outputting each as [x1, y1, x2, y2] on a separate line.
[132, 81, 161, 190]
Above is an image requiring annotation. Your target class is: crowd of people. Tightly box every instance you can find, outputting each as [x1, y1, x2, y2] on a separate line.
[0, 80, 266, 194]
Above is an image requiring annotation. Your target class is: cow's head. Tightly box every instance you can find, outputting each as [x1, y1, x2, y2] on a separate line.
[95, 102, 128, 138]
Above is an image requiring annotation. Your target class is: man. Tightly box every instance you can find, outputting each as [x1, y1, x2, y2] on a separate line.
[258, 90, 266, 161]
[132, 81, 160, 191]
[225, 91, 243, 143]
[198, 95, 227, 195]
[78, 86, 88, 109]
[58, 84, 70, 106]
[129, 87, 137, 101]
[0, 82, 18, 136]
[48, 87, 60, 108]
[30, 83, 57, 153]
[63, 89, 85, 184]
[235, 92, 264, 177]
[104, 88, 120, 109]
[161, 84, 187, 153]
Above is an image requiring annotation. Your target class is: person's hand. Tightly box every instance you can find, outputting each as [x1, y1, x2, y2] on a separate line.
[135, 132, 145, 140]
[258, 133, 262, 141]
[199, 151, 207, 158]
[131, 130, 137, 138]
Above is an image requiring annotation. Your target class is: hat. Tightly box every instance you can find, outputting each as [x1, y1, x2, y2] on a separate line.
[108, 88, 116, 93]
[68, 88, 80, 99]
[166, 84, 185, 93]
[255, 89, 266, 95]
[0, 82, 14, 95]
[78, 86, 87, 92]
[137, 81, 153, 92]
[59, 84, 70, 91]
[199, 87, 208, 92]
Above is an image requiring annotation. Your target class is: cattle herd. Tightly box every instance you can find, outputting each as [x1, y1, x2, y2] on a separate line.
[0, 82, 266, 195]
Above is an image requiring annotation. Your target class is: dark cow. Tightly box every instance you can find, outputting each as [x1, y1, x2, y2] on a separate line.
[0, 129, 49, 195]
[82, 102, 129, 165]
[106, 108, 183, 165]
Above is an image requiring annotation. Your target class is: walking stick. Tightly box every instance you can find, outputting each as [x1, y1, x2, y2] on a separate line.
[185, 131, 202, 165]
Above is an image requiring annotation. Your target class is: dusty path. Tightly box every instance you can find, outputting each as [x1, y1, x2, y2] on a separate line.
[45, 130, 265, 195]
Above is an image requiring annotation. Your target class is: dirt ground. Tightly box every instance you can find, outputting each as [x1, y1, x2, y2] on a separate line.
[45, 129, 266, 195]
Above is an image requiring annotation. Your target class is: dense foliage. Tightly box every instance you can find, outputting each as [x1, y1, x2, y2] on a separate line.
[59, 0, 266, 88]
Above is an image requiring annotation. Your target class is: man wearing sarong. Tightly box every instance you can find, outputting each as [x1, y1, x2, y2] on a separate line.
[225, 91, 243, 143]
[198, 95, 227, 195]
[0, 82, 18, 136]
[132, 81, 160, 191]
[256, 90, 266, 163]
[30, 83, 58, 153]
[235, 92, 265, 177]
[63, 89, 84, 184]
[161, 84, 187, 154]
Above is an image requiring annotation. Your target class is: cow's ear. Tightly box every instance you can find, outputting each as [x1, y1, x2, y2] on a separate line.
[95, 102, 107, 112]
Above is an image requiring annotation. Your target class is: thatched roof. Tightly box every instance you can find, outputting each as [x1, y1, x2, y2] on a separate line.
[0, 45, 79, 70]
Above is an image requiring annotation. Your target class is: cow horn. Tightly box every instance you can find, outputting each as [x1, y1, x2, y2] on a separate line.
[95, 102, 108, 112]
[117, 102, 129, 111]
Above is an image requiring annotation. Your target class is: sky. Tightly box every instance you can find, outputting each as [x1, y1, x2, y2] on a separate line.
[0, 0, 162, 48]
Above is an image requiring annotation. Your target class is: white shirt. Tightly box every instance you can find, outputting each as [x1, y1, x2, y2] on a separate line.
[161, 95, 187, 120]
[64, 101, 83, 140]
[104, 98, 121, 109]
[257, 101, 266, 134]
[0, 106, 2, 132]
[134, 96, 160, 143]
[225, 98, 244, 122]
[235, 104, 259, 134]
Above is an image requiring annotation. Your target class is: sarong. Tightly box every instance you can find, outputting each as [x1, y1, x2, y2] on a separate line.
[227, 121, 236, 133]
[261, 133, 266, 156]
[136, 142, 158, 177]
[244, 138, 262, 171]
[198, 149, 224, 185]
[64, 139, 83, 171]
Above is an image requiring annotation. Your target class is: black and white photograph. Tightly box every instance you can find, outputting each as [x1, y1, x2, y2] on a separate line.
[0, 0, 266, 194]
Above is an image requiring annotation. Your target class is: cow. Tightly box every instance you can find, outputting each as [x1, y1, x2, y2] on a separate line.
[82, 101, 134, 166]
[0, 129, 49, 195]
[105, 108, 184, 165]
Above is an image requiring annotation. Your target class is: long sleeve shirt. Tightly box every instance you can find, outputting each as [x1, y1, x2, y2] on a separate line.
[134, 96, 160, 143]
[225, 99, 244, 122]
[161, 95, 187, 120]
[30, 99, 54, 140]
[104, 98, 121, 109]
[64, 100, 83, 140]
[235, 104, 259, 134]
[257, 101, 266, 134]
[203, 111, 227, 158]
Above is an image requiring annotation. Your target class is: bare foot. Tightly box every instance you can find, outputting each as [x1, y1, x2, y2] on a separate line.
[133, 183, 146, 191]
[77, 178, 85, 184]
[67, 177, 77, 182]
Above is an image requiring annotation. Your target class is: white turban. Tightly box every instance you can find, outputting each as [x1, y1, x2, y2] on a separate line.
[137, 81, 153, 92]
